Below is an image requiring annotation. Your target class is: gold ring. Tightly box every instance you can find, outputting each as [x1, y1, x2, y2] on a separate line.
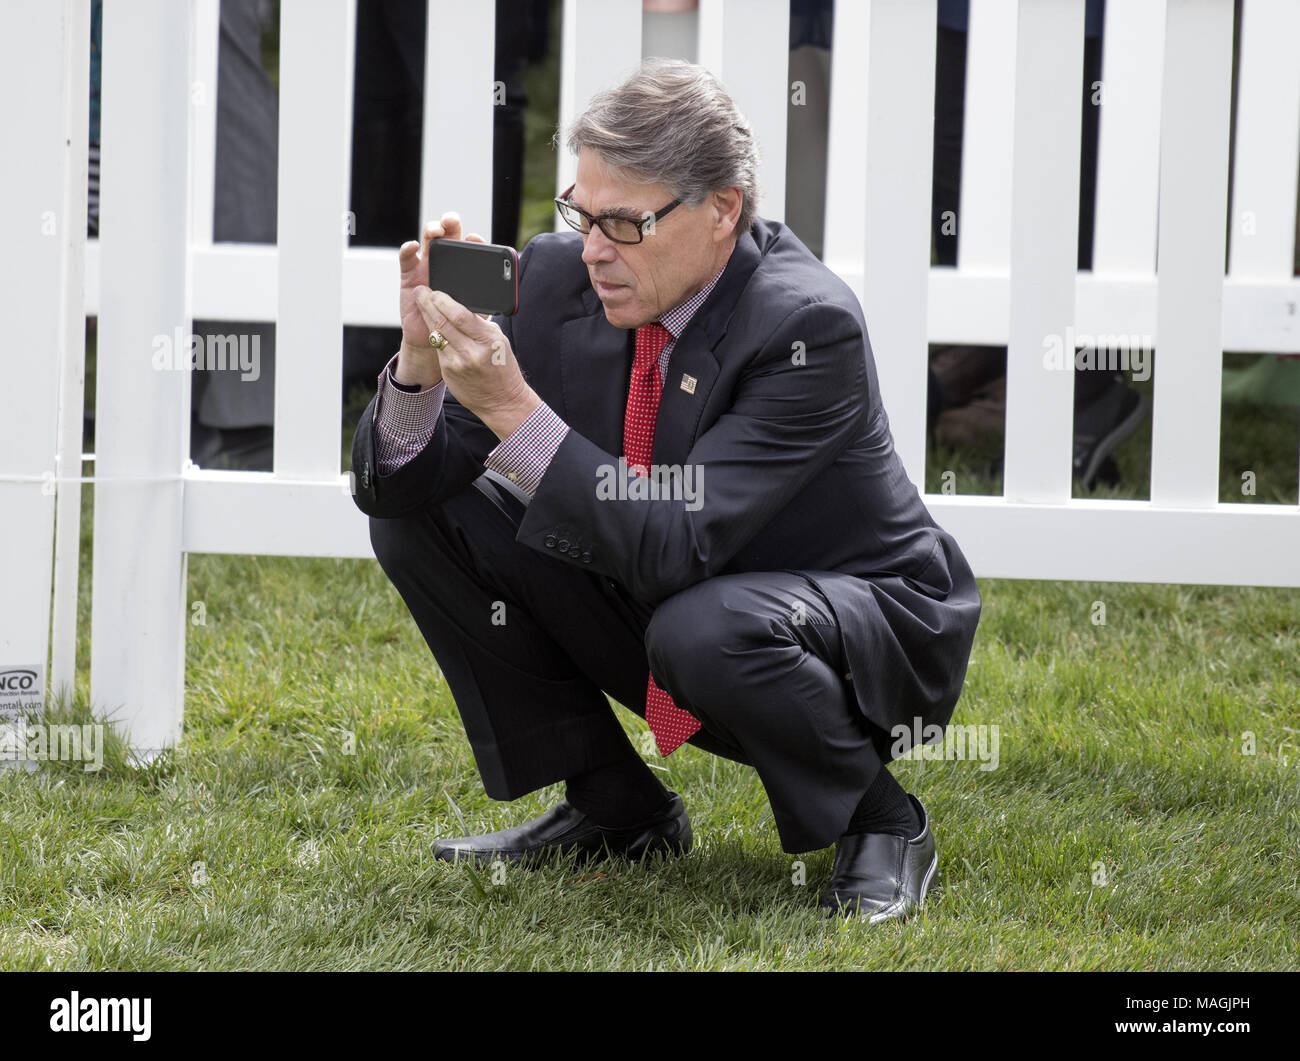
[429, 329, 448, 350]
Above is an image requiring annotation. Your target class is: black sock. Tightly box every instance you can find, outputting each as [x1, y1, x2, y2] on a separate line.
[844, 768, 920, 839]
[565, 755, 672, 829]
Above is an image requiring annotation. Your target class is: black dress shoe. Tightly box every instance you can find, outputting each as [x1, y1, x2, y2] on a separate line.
[818, 794, 937, 922]
[433, 792, 692, 868]
[1073, 378, 1149, 489]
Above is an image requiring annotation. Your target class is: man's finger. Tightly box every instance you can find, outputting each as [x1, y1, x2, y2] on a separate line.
[420, 221, 445, 261]
[428, 290, 496, 347]
[440, 211, 463, 241]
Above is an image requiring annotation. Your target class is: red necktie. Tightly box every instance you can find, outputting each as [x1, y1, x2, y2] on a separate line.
[624, 323, 702, 757]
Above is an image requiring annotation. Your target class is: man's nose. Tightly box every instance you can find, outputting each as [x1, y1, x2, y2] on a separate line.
[580, 225, 618, 264]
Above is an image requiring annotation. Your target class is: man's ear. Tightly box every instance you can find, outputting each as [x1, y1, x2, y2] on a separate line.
[712, 186, 743, 241]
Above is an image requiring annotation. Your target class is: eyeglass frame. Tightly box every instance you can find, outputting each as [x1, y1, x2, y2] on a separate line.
[553, 183, 683, 245]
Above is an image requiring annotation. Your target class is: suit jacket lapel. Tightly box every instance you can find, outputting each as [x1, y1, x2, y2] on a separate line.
[558, 292, 633, 456]
[556, 226, 765, 466]
[653, 228, 762, 467]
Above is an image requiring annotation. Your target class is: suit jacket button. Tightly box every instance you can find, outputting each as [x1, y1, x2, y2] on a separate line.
[544, 535, 556, 548]
[360, 466, 370, 488]
[557, 538, 569, 551]
[569, 545, 581, 557]
[843, 671, 852, 681]
[581, 551, 592, 563]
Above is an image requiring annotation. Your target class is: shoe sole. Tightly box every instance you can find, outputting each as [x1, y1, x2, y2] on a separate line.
[434, 830, 692, 870]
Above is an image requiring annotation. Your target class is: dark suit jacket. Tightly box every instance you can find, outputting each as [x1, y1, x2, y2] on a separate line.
[352, 218, 981, 754]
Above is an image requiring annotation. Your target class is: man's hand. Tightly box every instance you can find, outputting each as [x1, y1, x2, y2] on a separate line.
[393, 211, 488, 389]
[415, 286, 542, 441]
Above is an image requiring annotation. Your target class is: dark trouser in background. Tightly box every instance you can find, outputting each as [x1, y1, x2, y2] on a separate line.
[368, 475, 888, 854]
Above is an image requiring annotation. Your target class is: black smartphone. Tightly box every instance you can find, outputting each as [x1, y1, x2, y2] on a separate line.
[426, 238, 520, 317]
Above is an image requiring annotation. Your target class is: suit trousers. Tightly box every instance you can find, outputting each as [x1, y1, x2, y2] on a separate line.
[368, 473, 888, 853]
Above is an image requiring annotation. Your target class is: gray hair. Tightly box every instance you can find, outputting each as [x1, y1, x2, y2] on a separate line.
[560, 57, 760, 236]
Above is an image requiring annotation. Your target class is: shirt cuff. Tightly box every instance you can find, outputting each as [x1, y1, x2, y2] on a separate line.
[372, 351, 445, 476]
[483, 400, 570, 499]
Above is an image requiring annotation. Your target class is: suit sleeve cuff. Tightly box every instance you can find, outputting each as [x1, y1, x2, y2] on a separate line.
[483, 400, 570, 499]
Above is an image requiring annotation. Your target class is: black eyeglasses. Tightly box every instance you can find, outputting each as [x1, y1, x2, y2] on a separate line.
[554, 183, 682, 245]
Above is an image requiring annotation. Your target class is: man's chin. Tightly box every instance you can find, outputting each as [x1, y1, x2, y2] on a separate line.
[600, 304, 640, 330]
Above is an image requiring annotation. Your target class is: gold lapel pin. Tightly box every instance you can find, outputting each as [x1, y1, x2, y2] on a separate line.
[680, 373, 697, 395]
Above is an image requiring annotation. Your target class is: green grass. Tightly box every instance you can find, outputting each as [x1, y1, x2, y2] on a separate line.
[3, 542, 1297, 969]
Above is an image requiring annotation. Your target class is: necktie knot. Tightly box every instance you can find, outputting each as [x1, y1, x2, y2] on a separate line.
[634, 322, 672, 373]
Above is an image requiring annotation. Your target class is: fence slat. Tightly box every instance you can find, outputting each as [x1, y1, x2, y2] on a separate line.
[643, 4, 698, 61]
[51, 0, 92, 710]
[958, 0, 1018, 272]
[926, 498, 1300, 586]
[420, 0, 495, 238]
[698, 0, 789, 223]
[185, 474, 372, 557]
[274, 0, 352, 481]
[181, 475, 1300, 588]
[822, 0, 869, 276]
[189, 0, 220, 246]
[1003, 0, 1084, 504]
[0, 0, 86, 734]
[1092, 0, 1165, 273]
[857, 0, 936, 484]
[90, 0, 193, 758]
[1150, 0, 1234, 508]
[1227, 0, 1300, 280]
[556, 0, 642, 225]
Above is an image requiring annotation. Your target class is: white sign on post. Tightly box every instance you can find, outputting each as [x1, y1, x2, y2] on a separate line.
[0, 664, 45, 771]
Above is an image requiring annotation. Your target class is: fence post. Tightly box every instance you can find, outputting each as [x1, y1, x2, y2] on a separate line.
[1150, 0, 1233, 508]
[50, 0, 92, 712]
[420, 0, 495, 240]
[1226, 0, 1300, 281]
[858, 0, 936, 486]
[89, 0, 193, 759]
[697, 0, 789, 223]
[1003, 0, 1084, 505]
[1092, 0, 1165, 274]
[0, 0, 89, 757]
[556, 0, 642, 223]
[274, 0, 352, 481]
[959, 0, 1018, 273]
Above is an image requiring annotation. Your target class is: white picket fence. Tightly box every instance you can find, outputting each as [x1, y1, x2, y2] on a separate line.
[4, 0, 1299, 759]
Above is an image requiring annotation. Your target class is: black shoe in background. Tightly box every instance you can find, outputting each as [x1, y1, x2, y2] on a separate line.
[1073, 377, 1149, 489]
[190, 421, 273, 472]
